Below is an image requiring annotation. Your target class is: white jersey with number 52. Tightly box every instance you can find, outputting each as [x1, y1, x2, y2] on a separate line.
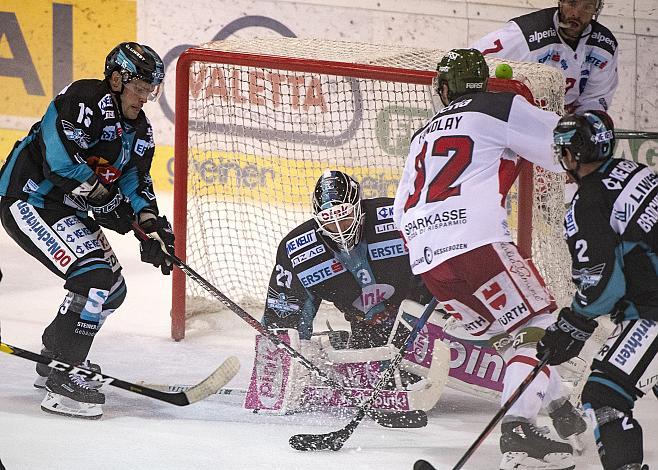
[393, 91, 562, 275]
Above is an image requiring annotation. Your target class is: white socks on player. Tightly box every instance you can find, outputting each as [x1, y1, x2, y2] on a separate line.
[502, 346, 549, 422]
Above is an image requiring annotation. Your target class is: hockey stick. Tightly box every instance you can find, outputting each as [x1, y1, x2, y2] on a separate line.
[138, 382, 247, 397]
[133, 223, 426, 429]
[616, 130, 658, 140]
[414, 353, 551, 470]
[0, 341, 240, 406]
[289, 297, 439, 452]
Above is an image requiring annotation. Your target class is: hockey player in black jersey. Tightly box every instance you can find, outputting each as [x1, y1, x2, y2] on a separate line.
[0, 42, 174, 419]
[538, 111, 656, 470]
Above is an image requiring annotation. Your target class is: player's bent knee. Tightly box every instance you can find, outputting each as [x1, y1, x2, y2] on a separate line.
[581, 381, 643, 469]
[64, 260, 114, 294]
[104, 275, 127, 311]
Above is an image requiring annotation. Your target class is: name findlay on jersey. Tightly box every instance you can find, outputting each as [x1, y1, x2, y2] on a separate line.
[419, 115, 464, 141]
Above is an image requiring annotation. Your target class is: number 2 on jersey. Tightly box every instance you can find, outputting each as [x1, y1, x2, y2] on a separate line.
[403, 135, 474, 212]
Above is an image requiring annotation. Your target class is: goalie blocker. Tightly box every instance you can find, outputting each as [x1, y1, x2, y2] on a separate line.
[245, 300, 590, 414]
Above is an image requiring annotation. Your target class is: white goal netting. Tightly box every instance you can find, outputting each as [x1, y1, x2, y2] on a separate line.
[174, 38, 572, 336]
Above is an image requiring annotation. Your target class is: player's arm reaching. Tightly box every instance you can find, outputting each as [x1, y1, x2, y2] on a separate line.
[262, 238, 321, 340]
[506, 95, 563, 173]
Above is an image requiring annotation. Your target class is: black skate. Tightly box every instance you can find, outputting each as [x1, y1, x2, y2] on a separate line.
[548, 400, 588, 455]
[500, 421, 574, 470]
[34, 348, 102, 390]
[41, 369, 105, 419]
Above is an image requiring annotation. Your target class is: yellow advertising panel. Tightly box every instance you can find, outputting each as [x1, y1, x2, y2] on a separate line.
[0, 0, 136, 118]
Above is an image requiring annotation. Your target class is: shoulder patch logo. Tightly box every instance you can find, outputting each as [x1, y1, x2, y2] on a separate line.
[572, 263, 605, 291]
[61, 120, 91, 149]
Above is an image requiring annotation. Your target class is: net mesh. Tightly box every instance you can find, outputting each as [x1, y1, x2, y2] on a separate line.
[177, 38, 571, 328]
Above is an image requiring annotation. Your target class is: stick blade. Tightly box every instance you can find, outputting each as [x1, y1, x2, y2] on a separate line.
[414, 459, 438, 470]
[184, 356, 240, 404]
[289, 430, 348, 451]
[371, 409, 428, 428]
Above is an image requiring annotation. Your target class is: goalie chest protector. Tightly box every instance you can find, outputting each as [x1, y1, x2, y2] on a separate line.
[266, 197, 424, 327]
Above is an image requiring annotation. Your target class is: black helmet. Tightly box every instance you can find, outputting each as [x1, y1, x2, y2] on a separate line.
[104, 42, 165, 100]
[434, 49, 489, 104]
[312, 170, 364, 252]
[553, 110, 616, 165]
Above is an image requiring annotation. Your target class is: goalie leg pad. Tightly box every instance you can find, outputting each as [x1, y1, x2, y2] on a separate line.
[399, 300, 507, 403]
[244, 329, 312, 414]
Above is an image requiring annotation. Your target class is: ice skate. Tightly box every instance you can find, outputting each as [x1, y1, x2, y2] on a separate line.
[41, 369, 105, 419]
[34, 349, 102, 390]
[499, 421, 574, 470]
[548, 400, 588, 455]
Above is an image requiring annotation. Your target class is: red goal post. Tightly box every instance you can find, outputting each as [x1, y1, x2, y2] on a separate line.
[171, 39, 568, 341]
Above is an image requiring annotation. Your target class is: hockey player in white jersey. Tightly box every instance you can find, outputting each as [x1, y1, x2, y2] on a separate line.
[471, 0, 618, 114]
[394, 49, 587, 469]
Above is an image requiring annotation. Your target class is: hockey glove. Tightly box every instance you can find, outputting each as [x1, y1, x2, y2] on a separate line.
[138, 210, 175, 275]
[536, 307, 597, 365]
[89, 187, 135, 235]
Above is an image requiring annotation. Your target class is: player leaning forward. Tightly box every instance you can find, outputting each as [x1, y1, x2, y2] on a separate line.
[0, 43, 175, 418]
[538, 112, 656, 470]
[394, 49, 586, 470]
[255, 170, 448, 413]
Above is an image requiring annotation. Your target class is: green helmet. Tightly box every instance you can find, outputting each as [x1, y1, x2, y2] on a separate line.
[434, 49, 489, 103]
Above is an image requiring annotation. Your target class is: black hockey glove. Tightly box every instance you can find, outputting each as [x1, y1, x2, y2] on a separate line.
[137, 211, 175, 275]
[89, 188, 135, 235]
[537, 307, 597, 365]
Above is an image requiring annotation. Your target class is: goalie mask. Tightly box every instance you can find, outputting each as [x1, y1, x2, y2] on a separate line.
[553, 110, 616, 170]
[434, 48, 489, 106]
[312, 170, 364, 253]
[104, 42, 165, 102]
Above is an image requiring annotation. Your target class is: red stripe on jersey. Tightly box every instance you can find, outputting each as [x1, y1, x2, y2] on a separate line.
[508, 354, 551, 378]
[498, 158, 522, 208]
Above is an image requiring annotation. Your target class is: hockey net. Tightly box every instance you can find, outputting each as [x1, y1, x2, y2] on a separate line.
[172, 38, 571, 341]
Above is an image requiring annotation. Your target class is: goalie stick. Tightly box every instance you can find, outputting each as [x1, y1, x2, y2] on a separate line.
[133, 223, 426, 429]
[414, 353, 551, 470]
[289, 298, 439, 452]
[0, 340, 240, 406]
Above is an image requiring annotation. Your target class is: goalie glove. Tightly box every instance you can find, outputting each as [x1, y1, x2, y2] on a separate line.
[537, 307, 597, 365]
[137, 210, 175, 275]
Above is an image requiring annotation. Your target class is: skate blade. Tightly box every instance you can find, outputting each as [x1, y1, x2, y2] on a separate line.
[500, 452, 575, 470]
[41, 392, 103, 420]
